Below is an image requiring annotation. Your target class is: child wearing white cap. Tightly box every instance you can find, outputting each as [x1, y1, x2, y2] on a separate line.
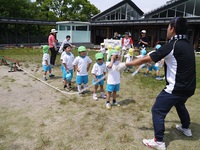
[91, 53, 107, 100]
[100, 43, 106, 54]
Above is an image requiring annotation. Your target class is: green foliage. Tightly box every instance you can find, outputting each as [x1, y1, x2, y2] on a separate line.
[0, 0, 35, 18]
[0, 0, 100, 21]
[34, 0, 100, 21]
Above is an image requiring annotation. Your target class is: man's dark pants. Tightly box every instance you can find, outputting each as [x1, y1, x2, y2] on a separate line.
[152, 90, 190, 141]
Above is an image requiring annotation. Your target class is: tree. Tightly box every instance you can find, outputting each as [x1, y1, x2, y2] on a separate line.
[0, 0, 35, 19]
[35, 0, 100, 21]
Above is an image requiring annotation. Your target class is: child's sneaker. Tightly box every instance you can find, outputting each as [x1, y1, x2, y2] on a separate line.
[176, 124, 192, 137]
[49, 74, 55, 78]
[100, 92, 106, 99]
[113, 101, 120, 107]
[156, 76, 163, 80]
[93, 93, 98, 100]
[44, 77, 47, 81]
[142, 138, 166, 150]
[64, 85, 67, 89]
[106, 102, 111, 109]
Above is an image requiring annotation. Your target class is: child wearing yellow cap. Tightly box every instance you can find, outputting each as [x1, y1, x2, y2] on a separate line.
[42, 45, 55, 81]
[124, 48, 134, 72]
[91, 53, 107, 100]
[106, 45, 113, 61]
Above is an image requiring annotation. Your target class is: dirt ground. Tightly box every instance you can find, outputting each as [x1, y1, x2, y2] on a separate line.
[1, 64, 200, 150]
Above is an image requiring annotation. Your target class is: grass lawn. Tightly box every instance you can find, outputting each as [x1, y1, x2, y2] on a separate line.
[0, 47, 200, 150]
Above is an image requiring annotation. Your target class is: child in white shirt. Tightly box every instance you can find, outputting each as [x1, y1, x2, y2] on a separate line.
[124, 48, 134, 72]
[106, 49, 121, 109]
[42, 45, 55, 81]
[91, 53, 107, 100]
[62, 43, 75, 90]
[72, 46, 92, 94]
[100, 43, 106, 54]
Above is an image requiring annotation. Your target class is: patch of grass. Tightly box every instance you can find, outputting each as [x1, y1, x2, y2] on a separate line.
[0, 48, 200, 150]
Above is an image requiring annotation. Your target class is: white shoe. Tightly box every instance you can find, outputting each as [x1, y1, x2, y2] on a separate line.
[143, 138, 166, 150]
[100, 92, 106, 99]
[93, 93, 98, 100]
[176, 124, 192, 137]
[106, 103, 111, 109]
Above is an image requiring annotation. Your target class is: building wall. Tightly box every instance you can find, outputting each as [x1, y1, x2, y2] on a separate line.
[91, 24, 200, 50]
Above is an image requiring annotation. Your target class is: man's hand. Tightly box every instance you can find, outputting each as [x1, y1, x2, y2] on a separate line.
[116, 62, 127, 71]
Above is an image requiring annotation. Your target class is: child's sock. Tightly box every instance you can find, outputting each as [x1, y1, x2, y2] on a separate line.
[106, 101, 110, 103]
[83, 84, 87, 90]
[78, 85, 81, 92]
[113, 100, 116, 103]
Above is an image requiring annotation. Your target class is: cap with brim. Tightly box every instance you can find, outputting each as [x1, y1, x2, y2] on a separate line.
[128, 48, 134, 56]
[115, 46, 120, 52]
[43, 45, 49, 54]
[107, 45, 112, 50]
[95, 53, 104, 60]
[141, 30, 146, 34]
[50, 29, 58, 33]
[101, 43, 105, 46]
[78, 46, 87, 52]
[110, 49, 119, 56]
[107, 49, 119, 61]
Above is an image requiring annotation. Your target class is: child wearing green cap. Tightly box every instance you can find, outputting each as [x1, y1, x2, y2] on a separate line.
[72, 46, 92, 94]
[105, 49, 121, 109]
[91, 53, 107, 100]
[42, 45, 55, 81]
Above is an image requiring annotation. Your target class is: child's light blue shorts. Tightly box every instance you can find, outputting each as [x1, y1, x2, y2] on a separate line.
[148, 65, 159, 71]
[61, 64, 64, 71]
[76, 75, 88, 85]
[43, 65, 52, 72]
[63, 69, 73, 80]
[106, 84, 120, 92]
[92, 74, 104, 86]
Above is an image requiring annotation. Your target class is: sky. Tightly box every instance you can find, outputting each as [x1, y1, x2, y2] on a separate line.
[88, 0, 170, 13]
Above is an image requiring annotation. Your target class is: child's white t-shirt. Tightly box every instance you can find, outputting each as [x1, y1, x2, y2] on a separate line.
[42, 53, 50, 65]
[72, 56, 92, 76]
[124, 54, 133, 63]
[100, 47, 106, 54]
[91, 62, 107, 76]
[62, 52, 74, 70]
[60, 51, 66, 61]
[106, 61, 120, 84]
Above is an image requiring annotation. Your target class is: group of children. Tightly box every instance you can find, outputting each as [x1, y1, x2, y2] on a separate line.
[42, 42, 164, 109]
[42, 43, 122, 109]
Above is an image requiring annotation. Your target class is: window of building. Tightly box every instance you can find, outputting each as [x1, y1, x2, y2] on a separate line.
[59, 25, 71, 31]
[185, 0, 195, 17]
[195, 0, 200, 16]
[76, 26, 87, 31]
